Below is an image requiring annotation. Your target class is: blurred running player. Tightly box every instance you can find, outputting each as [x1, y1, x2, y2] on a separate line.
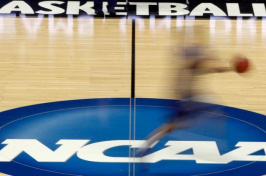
[137, 43, 237, 164]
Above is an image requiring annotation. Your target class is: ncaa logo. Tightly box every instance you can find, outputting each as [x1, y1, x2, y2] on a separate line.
[0, 98, 265, 176]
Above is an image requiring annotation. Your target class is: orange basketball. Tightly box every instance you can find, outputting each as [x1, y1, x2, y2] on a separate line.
[234, 56, 250, 73]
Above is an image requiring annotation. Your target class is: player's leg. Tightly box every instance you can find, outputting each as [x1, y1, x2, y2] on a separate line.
[137, 122, 177, 157]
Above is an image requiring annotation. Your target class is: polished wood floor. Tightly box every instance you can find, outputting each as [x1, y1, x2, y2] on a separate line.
[0, 16, 265, 176]
[1, 17, 265, 114]
[0, 17, 132, 112]
[135, 18, 266, 115]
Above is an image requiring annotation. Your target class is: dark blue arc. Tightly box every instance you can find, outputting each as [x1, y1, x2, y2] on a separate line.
[0, 98, 265, 176]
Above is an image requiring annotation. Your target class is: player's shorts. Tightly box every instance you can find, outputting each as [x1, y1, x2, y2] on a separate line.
[169, 94, 219, 124]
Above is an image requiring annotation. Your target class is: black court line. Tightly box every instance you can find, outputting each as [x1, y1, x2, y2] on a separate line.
[131, 18, 136, 98]
[129, 18, 136, 176]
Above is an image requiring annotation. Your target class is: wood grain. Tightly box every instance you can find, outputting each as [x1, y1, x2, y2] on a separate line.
[136, 18, 266, 115]
[0, 17, 132, 112]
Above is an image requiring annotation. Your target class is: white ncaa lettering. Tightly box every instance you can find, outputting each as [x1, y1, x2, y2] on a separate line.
[143, 141, 222, 163]
[77, 140, 147, 162]
[0, 139, 89, 162]
[0, 139, 265, 164]
[220, 142, 266, 163]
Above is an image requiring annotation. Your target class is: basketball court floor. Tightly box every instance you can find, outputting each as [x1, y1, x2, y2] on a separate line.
[0, 15, 265, 175]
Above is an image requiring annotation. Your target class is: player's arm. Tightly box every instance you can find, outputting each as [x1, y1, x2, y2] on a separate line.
[197, 67, 233, 74]
[196, 57, 234, 74]
[213, 67, 234, 73]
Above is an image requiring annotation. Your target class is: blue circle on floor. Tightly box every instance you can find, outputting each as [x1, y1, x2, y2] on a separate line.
[0, 98, 265, 176]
